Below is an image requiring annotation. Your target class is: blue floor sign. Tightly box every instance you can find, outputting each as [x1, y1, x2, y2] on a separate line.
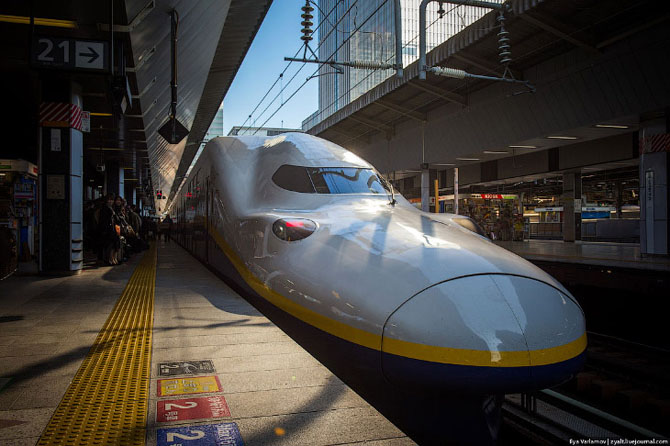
[157, 422, 244, 446]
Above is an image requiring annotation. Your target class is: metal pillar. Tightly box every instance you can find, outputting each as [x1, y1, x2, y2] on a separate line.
[454, 168, 459, 215]
[105, 160, 120, 196]
[421, 167, 430, 212]
[119, 166, 125, 199]
[640, 117, 669, 256]
[39, 80, 84, 273]
[562, 171, 582, 242]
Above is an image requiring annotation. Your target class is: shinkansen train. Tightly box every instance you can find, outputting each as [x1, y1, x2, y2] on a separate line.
[171, 133, 586, 445]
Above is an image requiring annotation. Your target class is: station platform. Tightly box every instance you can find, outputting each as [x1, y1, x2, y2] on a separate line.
[0, 242, 410, 445]
[494, 240, 670, 273]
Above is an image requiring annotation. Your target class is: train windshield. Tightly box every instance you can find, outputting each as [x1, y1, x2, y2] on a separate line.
[273, 165, 389, 194]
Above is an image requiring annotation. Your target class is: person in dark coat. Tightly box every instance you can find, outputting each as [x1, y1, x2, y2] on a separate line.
[98, 194, 119, 265]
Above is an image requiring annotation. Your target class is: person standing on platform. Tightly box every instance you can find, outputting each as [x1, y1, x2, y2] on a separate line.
[162, 214, 173, 242]
[98, 194, 119, 265]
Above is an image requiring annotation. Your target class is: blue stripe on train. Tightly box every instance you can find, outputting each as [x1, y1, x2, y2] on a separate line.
[382, 349, 587, 395]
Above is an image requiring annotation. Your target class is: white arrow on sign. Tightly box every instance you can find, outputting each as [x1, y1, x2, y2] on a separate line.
[75, 41, 104, 70]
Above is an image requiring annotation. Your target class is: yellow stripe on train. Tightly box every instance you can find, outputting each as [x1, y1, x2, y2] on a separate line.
[210, 225, 586, 368]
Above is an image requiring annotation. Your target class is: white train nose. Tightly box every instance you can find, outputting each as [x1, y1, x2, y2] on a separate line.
[381, 275, 586, 394]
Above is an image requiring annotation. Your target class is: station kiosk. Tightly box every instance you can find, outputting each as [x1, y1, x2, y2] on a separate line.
[0, 159, 39, 278]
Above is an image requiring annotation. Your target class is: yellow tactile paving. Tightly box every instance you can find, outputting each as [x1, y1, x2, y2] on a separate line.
[37, 245, 157, 445]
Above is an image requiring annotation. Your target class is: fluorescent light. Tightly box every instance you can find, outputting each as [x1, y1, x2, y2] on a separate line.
[595, 124, 629, 129]
[483, 150, 508, 154]
[456, 157, 480, 161]
[90, 112, 113, 117]
[547, 136, 578, 140]
[0, 14, 77, 28]
[509, 145, 537, 149]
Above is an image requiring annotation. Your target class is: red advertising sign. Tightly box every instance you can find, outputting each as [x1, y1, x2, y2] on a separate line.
[157, 396, 231, 423]
[479, 194, 503, 199]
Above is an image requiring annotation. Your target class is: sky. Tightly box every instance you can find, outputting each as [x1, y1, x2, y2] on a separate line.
[221, 0, 320, 134]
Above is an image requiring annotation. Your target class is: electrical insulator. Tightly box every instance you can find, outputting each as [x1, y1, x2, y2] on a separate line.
[301, 1, 314, 42]
[497, 13, 512, 65]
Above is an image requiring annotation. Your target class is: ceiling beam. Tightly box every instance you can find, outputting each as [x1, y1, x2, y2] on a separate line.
[347, 115, 394, 135]
[376, 99, 426, 122]
[518, 13, 599, 55]
[407, 80, 466, 106]
[596, 13, 670, 49]
[322, 125, 360, 139]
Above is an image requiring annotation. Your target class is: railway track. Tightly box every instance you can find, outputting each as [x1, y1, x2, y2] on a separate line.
[556, 331, 670, 436]
[502, 390, 666, 445]
[501, 332, 670, 444]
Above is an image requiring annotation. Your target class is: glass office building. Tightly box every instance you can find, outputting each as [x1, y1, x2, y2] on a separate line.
[203, 107, 225, 144]
[303, 0, 502, 130]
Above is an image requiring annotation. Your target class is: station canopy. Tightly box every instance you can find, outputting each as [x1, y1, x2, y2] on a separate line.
[1, 0, 272, 212]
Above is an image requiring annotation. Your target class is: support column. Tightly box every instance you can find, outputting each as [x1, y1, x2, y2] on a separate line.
[454, 168, 459, 215]
[421, 164, 430, 212]
[562, 171, 582, 242]
[640, 116, 669, 256]
[119, 166, 125, 199]
[105, 160, 120, 196]
[39, 80, 84, 273]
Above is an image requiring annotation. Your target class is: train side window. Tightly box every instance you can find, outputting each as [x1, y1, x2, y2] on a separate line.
[272, 165, 315, 193]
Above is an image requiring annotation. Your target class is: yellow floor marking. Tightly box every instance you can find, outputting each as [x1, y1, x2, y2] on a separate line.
[38, 245, 157, 445]
[157, 376, 222, 397]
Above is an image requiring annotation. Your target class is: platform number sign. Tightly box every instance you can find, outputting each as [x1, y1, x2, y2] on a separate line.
[157, 396, 231, 423]
[32, 36, 109, 72]
[157, 423, 244, 446]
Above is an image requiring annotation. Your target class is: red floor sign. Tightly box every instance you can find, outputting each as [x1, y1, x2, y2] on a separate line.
[157, 396, 231, 423]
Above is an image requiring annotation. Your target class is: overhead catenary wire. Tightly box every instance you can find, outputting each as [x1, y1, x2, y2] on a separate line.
[251, 0, 388, 134]
[311, 2, 463, 128]
[250, 0, 488, 136]
[247, 0, 368, 132]
[238, 0, 350, 134]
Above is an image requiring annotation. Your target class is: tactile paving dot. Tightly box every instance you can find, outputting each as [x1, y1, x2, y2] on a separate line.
[38, 245, 157, 445]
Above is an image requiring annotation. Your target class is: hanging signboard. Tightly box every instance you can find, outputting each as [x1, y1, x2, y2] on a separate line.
[31, 36, 109, 72]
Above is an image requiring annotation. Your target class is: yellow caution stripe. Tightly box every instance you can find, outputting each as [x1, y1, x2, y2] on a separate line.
[38, 245, 156, 445]
[209, 225, 586, 367]
[382, 332, 587, 367]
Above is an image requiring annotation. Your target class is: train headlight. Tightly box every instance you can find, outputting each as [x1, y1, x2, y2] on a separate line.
[272, 218, 317, 241]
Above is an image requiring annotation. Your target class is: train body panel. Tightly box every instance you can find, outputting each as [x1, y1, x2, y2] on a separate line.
[172, 132, 586, 444]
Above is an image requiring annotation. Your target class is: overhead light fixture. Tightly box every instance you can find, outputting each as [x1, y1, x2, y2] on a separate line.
[456, 157, 480, 161]
[509, 145, 537, 149]
[546, 136, 578, 140]
[90, 112, 113, 117]
[0, 14, 77, 28]
[594, 124, 629, 129]
[483, 150, 508, 154]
